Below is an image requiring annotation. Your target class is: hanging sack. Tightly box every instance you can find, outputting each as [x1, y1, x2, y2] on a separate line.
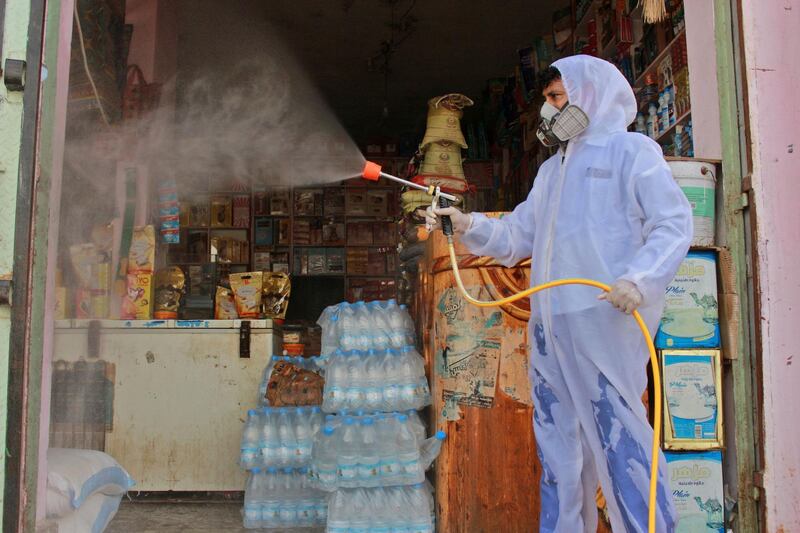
[122, 65, 161, 120]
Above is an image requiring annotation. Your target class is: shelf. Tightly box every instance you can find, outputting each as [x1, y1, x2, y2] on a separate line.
[654, 110, 691, 143]
[346, 274, 399, 279]
[293, 244, 346, 248]
[633, 28, 686, 87]
[292, 273, 345, 278]
[574, 0, 600, 37]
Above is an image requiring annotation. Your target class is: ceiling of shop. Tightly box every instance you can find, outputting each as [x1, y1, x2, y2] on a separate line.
[176, 0, 562, 143]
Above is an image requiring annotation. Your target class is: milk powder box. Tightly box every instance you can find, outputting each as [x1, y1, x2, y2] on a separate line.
[656, 251, 720, 348]
[666, 451, 724, 533]
[662, 350, 723, 450]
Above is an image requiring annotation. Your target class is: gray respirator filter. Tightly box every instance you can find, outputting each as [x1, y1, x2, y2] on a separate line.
[536, 102, 590, 147]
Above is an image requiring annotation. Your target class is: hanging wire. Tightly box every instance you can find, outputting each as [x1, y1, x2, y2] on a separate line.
[73, 2, 111, 126]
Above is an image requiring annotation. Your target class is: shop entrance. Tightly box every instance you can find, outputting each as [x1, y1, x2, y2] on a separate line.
[3, 0, 753, 531]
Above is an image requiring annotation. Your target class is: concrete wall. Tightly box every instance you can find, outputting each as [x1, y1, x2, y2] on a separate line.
[739, 1, 800, 531]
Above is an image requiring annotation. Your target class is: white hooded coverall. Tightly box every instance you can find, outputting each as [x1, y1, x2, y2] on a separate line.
[459, 55, 692, 532]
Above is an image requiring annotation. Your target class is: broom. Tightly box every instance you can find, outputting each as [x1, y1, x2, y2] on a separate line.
[640, 0, 667, 24]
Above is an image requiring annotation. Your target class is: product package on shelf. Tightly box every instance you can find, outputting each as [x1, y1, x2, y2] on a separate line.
[240, 406, 324, 470]
[243, 467, 327, 530]
[258, 355, 326, 408]
[309, 412, 445, 491]
[326, 483, 435, 533]
[665, 451, 724, 533]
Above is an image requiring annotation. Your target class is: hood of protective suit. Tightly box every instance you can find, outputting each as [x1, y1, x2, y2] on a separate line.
[551, 55, 637, 141]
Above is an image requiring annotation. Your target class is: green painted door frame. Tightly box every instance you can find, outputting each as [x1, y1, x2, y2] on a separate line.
[1, 0, 61, 530]
[714, 0, 762, 532]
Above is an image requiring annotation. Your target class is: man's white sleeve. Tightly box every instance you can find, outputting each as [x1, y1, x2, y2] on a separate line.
[459, 186, 537, 267]
[619, 144, 693, 305]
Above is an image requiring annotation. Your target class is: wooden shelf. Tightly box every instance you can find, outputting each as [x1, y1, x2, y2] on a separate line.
[633, 28, 686, 87]
[655, 110, 691, 143]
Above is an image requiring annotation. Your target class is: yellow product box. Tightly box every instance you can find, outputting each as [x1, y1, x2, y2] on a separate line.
[122, 273, 153, 320]
[54, 287, 68, 320]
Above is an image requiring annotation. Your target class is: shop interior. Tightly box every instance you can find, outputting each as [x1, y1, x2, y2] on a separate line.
[39, 0, 729, 531]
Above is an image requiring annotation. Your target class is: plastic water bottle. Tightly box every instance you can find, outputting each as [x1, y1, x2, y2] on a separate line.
[376, 414, 401, 484]
[396, 414, 423, 483]
[353, 301, 372, 351]
[243, 468, 262, 528]
[310, 406, 323, 436]
[419, 431, 447, 471]
[339, 304, 358, 351]
[338, 417, 359, 486]
[398, 347, 420, 407]
[241, 409, 260, 470]
[363, 349, 383, 411]
[327, 490, 349, 533]
[344, 350, 366, 410]
[357, 418, 380, 485]
[382, 349, 401, 409]
[315, 425, 338, 490]
[408, 483, 434, 532]
[324, 349, 347, 412]
[259, 408, 279, 467]
[295, 467, 315, 527]
[277, 467, 298, 527]
[399, 304, 416, 345]
[261, 467, 281, 528]
[368, 300, 391, 350]
[294, 407, 313, 463]
[276, 408, 296, 467]
[405, 410, 426, 443]
[385, 299, 406, 348]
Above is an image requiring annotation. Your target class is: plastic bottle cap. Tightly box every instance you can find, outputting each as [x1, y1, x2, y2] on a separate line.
[361, 418, 374, 426]
[323, 426, 335, 435]
[252, 467, 261, 473]
[400, 304, 407, 310]
[298, 467, 308, 474]
[402, 346, 413, 353]
[397, 414, 408, 422]
[267, 467, 278, 473]
[283, 467, 293, 474]
[247, 409, 256, 416]
[436, 430, 447, 440]
[325, 414, 335, 421]
[388, 299, 397, 305]
[344, 417, 355, 425]
[356, 410, 365, 417]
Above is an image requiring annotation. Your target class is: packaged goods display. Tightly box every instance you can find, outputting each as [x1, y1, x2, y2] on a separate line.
[326, 483, 436, 533]
[243, 467, 327, 530]
[240, 407, 324, 470]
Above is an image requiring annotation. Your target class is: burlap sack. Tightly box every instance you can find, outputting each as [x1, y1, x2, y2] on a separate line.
[419, 94, 473, 149]
[265, 360, 324, 406]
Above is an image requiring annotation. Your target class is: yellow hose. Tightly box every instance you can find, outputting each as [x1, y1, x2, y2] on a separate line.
[447, 242, 661, 533]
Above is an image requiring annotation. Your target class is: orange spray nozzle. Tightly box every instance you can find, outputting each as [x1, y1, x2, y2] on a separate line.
[362, 161, 382, 181]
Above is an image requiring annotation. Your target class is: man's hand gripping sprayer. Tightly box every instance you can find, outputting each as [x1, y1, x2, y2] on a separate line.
[361, 160, 663, 533]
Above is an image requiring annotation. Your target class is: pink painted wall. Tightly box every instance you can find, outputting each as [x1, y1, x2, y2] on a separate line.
[740, 1, 800, 531]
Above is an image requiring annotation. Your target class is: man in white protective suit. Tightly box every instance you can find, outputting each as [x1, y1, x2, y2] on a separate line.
[424, 55, 692, 532]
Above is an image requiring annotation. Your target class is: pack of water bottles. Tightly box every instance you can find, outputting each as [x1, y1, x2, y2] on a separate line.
[240, 406, 324, 470]
[258, 355, 326, 407]
[318, 299, 416, 356]
[310, 413, 445, 491]
[243, 467, 327, 529]
[322, 346, 431, 413]
[326, 483, 435, 533]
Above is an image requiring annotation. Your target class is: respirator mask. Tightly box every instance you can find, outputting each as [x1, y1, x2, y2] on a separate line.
[536, 101, 590, 147]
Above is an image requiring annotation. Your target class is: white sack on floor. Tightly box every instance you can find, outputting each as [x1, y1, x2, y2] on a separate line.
[46, 448, 134, 519]
[55, 493, 123, 533]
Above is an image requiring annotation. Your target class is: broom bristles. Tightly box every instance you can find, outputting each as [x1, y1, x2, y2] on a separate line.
[641, 0, 667, 24]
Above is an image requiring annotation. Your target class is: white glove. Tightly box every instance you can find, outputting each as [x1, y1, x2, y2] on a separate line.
[418, 205, 473, 234]
[598, 279, 643, 314]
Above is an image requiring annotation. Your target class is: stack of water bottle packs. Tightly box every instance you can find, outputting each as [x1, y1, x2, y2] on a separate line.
[310, 411, 445, 490]
[318, 300, 431, 412]
[241, 355, 327, 529]
[326, 483, 436, 533]
[313, 300, 444, 533]
[243, 467, 327, 529]
[240, 406, 324, 469]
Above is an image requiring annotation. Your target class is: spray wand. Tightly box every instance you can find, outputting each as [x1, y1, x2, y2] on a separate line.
[361, 160, 663, 533]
